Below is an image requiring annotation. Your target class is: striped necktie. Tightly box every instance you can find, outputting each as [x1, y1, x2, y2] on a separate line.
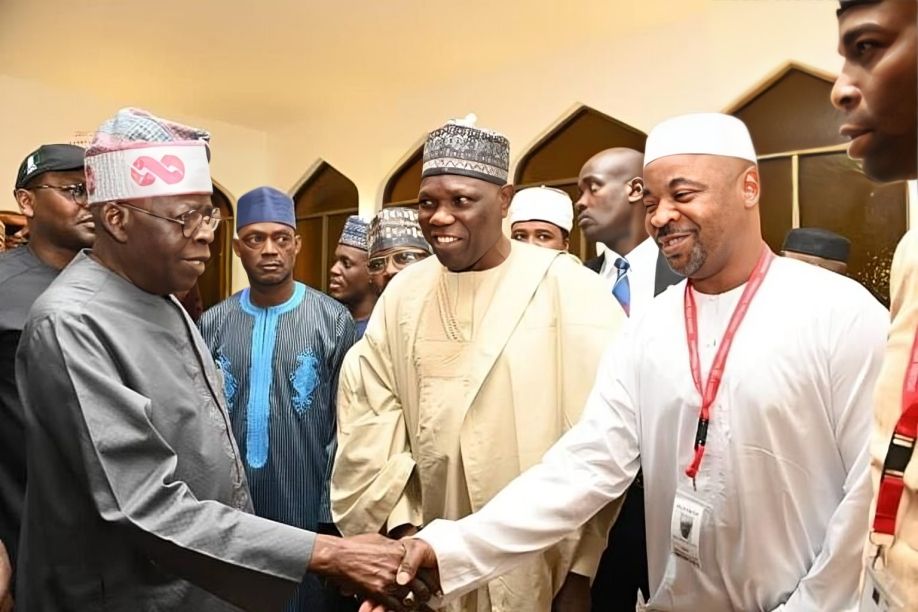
[612, 256, 631, 316]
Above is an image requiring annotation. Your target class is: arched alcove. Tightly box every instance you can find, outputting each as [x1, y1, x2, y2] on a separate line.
[514, 105, 647, 261]
[292, 160, 359, 291]
[727, 62, 908, 304]
[383, 146, 423, 209]
[198, 182, 234, 310]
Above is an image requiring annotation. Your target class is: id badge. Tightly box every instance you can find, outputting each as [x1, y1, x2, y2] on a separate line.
[670, 490, 708, 569]
[860, 564, 905, 612]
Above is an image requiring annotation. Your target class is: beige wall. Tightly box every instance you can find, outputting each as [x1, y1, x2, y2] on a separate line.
[264, 0, 843, 218]
[0, 74, 268, 290]
[0, 1, 863, 291]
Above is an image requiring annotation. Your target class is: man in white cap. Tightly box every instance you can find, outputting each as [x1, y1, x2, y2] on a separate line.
[332, 116, 623, 612]
[508, 186, 573, 251]
[383, 112, 888, 611]
[575, 147, 682, 611]
[13, 108, 428, 612]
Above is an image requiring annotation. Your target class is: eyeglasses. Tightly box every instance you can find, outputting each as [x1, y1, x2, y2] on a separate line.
[367, 249, 430, 274]
[118, 202, 222, 238]
[30, 184, 89, 206]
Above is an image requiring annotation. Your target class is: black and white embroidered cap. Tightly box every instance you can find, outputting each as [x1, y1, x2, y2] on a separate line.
[422, 114, 510, 186]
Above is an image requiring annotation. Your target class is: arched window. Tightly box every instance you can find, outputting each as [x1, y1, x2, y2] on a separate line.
[514, 105, 647, 261]
[383, 146, 423, 209]
[292, 161, 359, 291]
[198, 182, 234, 309]
[728, 62, 909, 304]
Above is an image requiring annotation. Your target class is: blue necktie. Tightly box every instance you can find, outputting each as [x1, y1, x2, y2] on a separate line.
[612, 256, 631, 316]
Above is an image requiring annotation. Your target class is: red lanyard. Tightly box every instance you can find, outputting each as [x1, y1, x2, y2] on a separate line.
[684, 244, 774, 482]
[872, 329, 918, 541]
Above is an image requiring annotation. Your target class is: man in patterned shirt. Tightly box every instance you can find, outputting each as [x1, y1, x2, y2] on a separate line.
[199, 186, 357, 611]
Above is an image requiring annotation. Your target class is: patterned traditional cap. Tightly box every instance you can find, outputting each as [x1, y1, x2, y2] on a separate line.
[422, 114, 510, 186]
[236, 186, 296, 231]
[338, 215, 369, 250]
[85, 107, 212, 204]
[368, 207, 432, 256]
[782, 227, 851, 263]
[837, 0, 880, 16]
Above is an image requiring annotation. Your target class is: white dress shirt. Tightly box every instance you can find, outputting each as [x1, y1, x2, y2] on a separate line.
[599, 237, 661, 317]
[418, 257, 889, 611]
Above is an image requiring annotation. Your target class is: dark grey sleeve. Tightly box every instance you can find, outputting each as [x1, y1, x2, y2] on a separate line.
[19, 315, 315, 610]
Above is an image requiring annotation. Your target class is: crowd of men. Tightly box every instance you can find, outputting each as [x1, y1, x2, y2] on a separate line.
[0, 0, 914, 610]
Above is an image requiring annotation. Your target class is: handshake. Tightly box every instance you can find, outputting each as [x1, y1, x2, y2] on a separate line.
[311, 532, 442, 612]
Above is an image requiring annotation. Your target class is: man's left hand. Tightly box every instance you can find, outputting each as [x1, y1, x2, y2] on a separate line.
[552, 573, 591, 612]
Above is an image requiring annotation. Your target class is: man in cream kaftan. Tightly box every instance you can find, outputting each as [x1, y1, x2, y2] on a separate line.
[332, 240, 624, 611]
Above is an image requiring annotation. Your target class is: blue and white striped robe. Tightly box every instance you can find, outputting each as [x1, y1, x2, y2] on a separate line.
[200, 281, 356, 611]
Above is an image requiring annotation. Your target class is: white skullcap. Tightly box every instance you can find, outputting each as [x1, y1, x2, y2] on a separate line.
[509, 186, 573, 233]
[644, 112, 757, 168]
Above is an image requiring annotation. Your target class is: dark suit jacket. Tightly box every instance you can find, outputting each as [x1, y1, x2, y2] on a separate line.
[585, 248, 682, 297]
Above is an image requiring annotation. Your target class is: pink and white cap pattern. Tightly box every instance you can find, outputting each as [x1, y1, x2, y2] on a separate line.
[85, 108, 213, 205]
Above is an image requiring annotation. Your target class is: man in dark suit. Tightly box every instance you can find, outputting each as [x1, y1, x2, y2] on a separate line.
[575, 147, 681, 611]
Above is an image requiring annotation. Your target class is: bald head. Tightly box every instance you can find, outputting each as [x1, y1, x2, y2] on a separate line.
[575, 148, 646, 250]
[582, 148, 644, 183]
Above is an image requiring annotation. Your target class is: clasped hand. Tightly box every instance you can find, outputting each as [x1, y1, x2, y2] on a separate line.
[312, 534, 439, 612]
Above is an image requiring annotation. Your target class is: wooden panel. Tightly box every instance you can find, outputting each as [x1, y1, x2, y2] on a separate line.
[799, 152, 907, 305]
[198, 187, 234, 310]
[757, 158, 794, 254]
[292, 161, 359, 292]
[384, 148, 423, 205]
[294, 217, 324, 290]
[733, 68, 846, 156]
[294, 162, 359, 215]
[515, 107, 646, 186]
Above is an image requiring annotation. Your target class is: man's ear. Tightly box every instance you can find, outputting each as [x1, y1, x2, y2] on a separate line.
[741, 166, 760, 209]
[99, 202, 130, 243]
[232, 236, 242, 257]
[627, 177, 644, 204]
[293, 234, 302, 257]
[14, 189, 35, 219]
[498, 184, 515, 218]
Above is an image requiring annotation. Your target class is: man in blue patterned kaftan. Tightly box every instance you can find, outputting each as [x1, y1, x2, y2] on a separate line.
[199, 186, 356, 611]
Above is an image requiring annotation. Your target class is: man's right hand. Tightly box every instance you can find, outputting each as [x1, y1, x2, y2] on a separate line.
[0, 539, 13, 612]
[359, 538, 441, 612]
[309, 533, 435, 611]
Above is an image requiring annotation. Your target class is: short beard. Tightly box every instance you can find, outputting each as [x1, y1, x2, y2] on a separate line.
[675, 241, 707, 277]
